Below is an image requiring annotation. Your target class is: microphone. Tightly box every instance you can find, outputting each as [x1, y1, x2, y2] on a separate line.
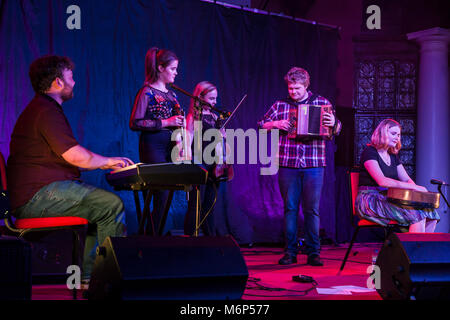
[430, 179, 450, 186]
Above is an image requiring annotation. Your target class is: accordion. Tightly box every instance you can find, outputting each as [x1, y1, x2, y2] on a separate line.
[287, 104, 333, 139]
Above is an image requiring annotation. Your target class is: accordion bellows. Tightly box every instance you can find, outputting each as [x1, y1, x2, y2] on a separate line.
[288, 104, 332, 139]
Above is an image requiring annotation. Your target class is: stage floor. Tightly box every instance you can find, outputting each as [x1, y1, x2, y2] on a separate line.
[31, 242, 382, 300]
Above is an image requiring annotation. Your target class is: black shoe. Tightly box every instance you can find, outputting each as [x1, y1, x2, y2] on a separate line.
[298, 245, 308, 255]
[307, 254, 323, 266]
[278, 254, 297, 265]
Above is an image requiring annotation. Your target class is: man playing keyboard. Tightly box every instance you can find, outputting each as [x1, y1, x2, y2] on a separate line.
[7, 55, 133, 283]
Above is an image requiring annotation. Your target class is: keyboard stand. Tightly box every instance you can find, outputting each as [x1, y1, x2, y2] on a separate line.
[133, 184, 201, 236]
[105, 163, 208, 237]
[193, 185, 201, 237]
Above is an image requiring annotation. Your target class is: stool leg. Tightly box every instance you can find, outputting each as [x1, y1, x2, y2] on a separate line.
[72, 230, 80, 300]
[340, 226, 360, 272]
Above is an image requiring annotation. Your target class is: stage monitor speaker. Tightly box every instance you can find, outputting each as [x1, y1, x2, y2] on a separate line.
[376, 232, 450, 300]
[0, 236, 32, 300]
[88, 235, 249, 300]
[25, 230, 84, 284]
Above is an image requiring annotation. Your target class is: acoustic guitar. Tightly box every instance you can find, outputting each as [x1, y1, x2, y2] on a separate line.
[387, 187, 440, 209]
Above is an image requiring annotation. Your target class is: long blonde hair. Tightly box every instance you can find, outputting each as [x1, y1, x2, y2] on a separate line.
[189, 81, 217, 120]
[370, 119, 402, 154]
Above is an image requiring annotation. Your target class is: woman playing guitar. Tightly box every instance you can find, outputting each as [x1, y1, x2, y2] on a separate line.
[356, 119, 440, 232]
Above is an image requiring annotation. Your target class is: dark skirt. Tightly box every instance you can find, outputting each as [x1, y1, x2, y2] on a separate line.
[355, 189, 440, 226]
[139, 130, 173, 163]
[138, 130, 173, 233]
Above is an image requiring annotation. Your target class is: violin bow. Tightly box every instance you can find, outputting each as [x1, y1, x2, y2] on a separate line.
[219, 94, 247, 129]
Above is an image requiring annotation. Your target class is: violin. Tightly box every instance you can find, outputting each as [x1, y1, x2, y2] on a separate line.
[191, 98, 233, 182]
[169, 84, 247, 182]
[173, 103, 190, 162]
[210, 94, 246, 182]
[212, 117, 234, 182]
[170, 83, 231, 119]
[213, 161, 234, 182]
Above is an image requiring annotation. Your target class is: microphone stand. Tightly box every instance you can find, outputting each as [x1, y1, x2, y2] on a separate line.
[438, 185, 450, 209]
[169, 83, 231, 118]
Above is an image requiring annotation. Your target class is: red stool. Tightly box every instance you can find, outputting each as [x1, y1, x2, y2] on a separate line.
[1, 151, 88, 299]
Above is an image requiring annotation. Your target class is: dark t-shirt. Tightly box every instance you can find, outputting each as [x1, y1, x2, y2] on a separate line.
[358, 145, 401, 187]
[7, 94, 80, 210]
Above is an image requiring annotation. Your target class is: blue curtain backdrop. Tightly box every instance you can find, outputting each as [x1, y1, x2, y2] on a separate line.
[0, 0, 339, 244]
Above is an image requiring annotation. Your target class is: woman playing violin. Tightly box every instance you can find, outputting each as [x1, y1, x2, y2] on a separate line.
[183, 81, 231, 236]
[356, 119, 439, 232]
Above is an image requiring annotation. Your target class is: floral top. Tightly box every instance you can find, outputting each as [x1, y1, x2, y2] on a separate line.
[129, 84, 182, 131]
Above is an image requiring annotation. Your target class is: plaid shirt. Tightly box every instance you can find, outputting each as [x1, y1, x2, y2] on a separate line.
[258, 91, 341, 168]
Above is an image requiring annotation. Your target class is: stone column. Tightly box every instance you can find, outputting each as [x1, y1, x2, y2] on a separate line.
[407, 27, 450, 232]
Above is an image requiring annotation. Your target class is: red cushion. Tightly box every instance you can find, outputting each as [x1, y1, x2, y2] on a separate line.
[15, 217, 88, 229]
[351, 171, 398, 228]
[358, 219, 378, 226]
[358, 219, 398, 227]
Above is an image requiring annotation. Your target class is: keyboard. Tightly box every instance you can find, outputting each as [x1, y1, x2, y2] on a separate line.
[105, 163, 208, 190]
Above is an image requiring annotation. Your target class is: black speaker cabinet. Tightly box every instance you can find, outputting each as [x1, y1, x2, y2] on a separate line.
[88, 235, 249, 300]
[376, 233, 450, 300]
[0, 236, 32, 300]
[24, 230, 84, 284]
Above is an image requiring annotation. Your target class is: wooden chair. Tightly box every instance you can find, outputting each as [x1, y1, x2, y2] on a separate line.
[0, 151, 88, 299]
[339, 168, 398, 272]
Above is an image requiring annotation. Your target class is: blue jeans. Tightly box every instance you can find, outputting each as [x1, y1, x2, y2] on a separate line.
[278, 167, 324, 257]
[14, 180, 126, 279]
